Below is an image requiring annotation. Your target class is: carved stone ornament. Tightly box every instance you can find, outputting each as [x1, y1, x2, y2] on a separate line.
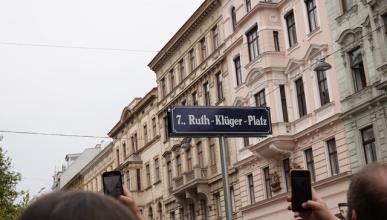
[270, 172, 281, 192]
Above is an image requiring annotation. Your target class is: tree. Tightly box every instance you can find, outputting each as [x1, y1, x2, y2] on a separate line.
[0, 146, 29, 219]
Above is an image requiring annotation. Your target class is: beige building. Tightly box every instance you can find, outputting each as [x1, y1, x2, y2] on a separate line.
[81, 142, 114, 192]
[220, 0, 351, 219]
[108, 88, 165, 219]
[149, 1, 243, 219]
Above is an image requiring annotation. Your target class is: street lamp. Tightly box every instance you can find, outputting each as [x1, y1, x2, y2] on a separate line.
[180, 137, 192, 150]
[313, 58, 332, 72]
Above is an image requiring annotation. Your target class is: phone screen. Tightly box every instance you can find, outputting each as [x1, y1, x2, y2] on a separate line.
[291, 170, 312, 212]
[102, 171, 123, 198]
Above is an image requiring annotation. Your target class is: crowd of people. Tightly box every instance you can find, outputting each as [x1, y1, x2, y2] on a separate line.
[19, 163, 387, 220]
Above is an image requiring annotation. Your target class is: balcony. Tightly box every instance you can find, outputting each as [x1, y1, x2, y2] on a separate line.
[172, 167, 209, 196]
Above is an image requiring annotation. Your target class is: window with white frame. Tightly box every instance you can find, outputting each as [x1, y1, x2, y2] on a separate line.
[361, 126, 377, 164]
[348, 47, 366, 92]
[295, 78, 307, 117]
[305, 0, 318, 32]
[254, 89, 266, 107]
[327, 138, 339, 175]
[246, 25, 260, 61]
[263, 167, 272, 198]
[304, 148, 316, 182]
[316, 71, 330, 105]
[234, 55, 242, 86]
[285, 10, 297, 47]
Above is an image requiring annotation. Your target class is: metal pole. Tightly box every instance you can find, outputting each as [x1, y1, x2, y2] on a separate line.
[219, 136, 233, 220]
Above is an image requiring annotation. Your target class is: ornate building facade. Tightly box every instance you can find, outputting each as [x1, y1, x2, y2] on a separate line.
[326, 0, 387, 172]
[220, 0, 351, 219]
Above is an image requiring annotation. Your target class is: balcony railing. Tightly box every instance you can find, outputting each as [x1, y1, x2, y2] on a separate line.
[173, 167, 209, 191]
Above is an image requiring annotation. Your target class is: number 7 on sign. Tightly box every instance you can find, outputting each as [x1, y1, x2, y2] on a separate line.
[176, 115, 181, 125]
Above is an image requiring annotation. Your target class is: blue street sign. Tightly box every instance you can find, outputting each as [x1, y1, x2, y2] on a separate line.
[167, 106, 272, 137]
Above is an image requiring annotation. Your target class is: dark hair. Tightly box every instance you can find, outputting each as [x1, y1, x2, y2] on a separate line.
[19, 191, 138, 220]
[347, 163, 387, 220]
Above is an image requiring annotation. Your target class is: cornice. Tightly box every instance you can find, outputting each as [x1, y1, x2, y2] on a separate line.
[148, 0, 221, 72]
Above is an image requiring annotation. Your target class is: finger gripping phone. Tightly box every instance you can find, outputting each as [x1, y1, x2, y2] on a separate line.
[290, 170, 312, 212]
[102, 171, 123, 198]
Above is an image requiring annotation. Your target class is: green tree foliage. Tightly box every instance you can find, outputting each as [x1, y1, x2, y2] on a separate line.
[0, 146, 29, 220]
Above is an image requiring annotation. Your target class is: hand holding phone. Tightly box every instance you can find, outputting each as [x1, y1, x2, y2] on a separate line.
[290, 170, 312, 212]
[102, 171, 124, 198]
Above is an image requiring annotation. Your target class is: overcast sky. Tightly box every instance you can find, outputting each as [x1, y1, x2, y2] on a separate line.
[0, 0, 203, 198]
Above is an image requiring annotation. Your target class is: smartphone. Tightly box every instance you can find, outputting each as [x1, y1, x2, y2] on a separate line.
[290, 170, 312, 212]
[102, 171, 124, 198]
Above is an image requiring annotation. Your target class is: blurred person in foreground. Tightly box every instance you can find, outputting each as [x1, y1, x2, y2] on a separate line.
[287, 162, 387, 220]
[19, 187, 144, 220]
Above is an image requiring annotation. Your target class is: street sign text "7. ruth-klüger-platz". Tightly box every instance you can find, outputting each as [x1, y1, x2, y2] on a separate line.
[167, 106, 272, 137]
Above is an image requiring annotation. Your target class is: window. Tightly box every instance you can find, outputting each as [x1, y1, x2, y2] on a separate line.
[126, 170, 130, 190]
[192, 91, 198, 106]
[255, 89, 266, 107]
[154, 158, 160, 182]
[214, 193, 221, 218]
[246, 0, 251, 12]
[179, 59, 185, 81]
[200, 38, 207, 60]
[203, 82, 211, 106]
[148, 207, 153, 220]
[134, 133, 138, 151]
[163, 116, 169, 141]
[160, 78, 166, 98]
[167, 160, 173, 189]
[170, 211, 175, 220]
[122, 142, 127, 158]
[231, 7, 237, 31]
[273, 31, 280, 52]
[246, 25, 260, 61]
[230, 186, 236, 212]
[136, 169, 141, 191]
[316, 71, 330, 105]
[283, 158, 291, 191]
[116, 148, 120, 165]
[212, 25, 219, 50]
[176, 155, 182, 176]
[146, 164, 151, 187]
[341, 0, 353, 12]
[247, 174, 255, 204]
[349, 47, 366, 92]
[197, 142, 204, 168]
[189, 49, 196, 71]
[200, 199, 208, 220]
[263, 167, 272, 198]
[243, 137, 249, 147]
[327, 138, 339, 175]
[383, 14, 387, 36]
[143, 124, 148, 144]
[234, 55, 242, 86]
[181, 99, 186, 106]
[305, 0, 318, 32]
[361, 126, 377, 164]
[170, 69, 175, 91]
[216, 73, 224, 101]
[186, 149, 193, 171]
[304, 148, 316, 182]
[200, 37, 207, 60]
[152, 117, 157, 138]
[210, 144, 217, 166]
[295, 78, 307, 117]
[279, 85, 289, 122]
[285, 10, 297, 47]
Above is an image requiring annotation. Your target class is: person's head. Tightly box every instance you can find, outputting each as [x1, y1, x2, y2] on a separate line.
[347, 162, 387, 220]
[19, 191, 137, 220]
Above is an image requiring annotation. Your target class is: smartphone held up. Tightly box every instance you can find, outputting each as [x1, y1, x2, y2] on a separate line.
[102, 171, 124, 199]
[290, 169, 312, 212]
